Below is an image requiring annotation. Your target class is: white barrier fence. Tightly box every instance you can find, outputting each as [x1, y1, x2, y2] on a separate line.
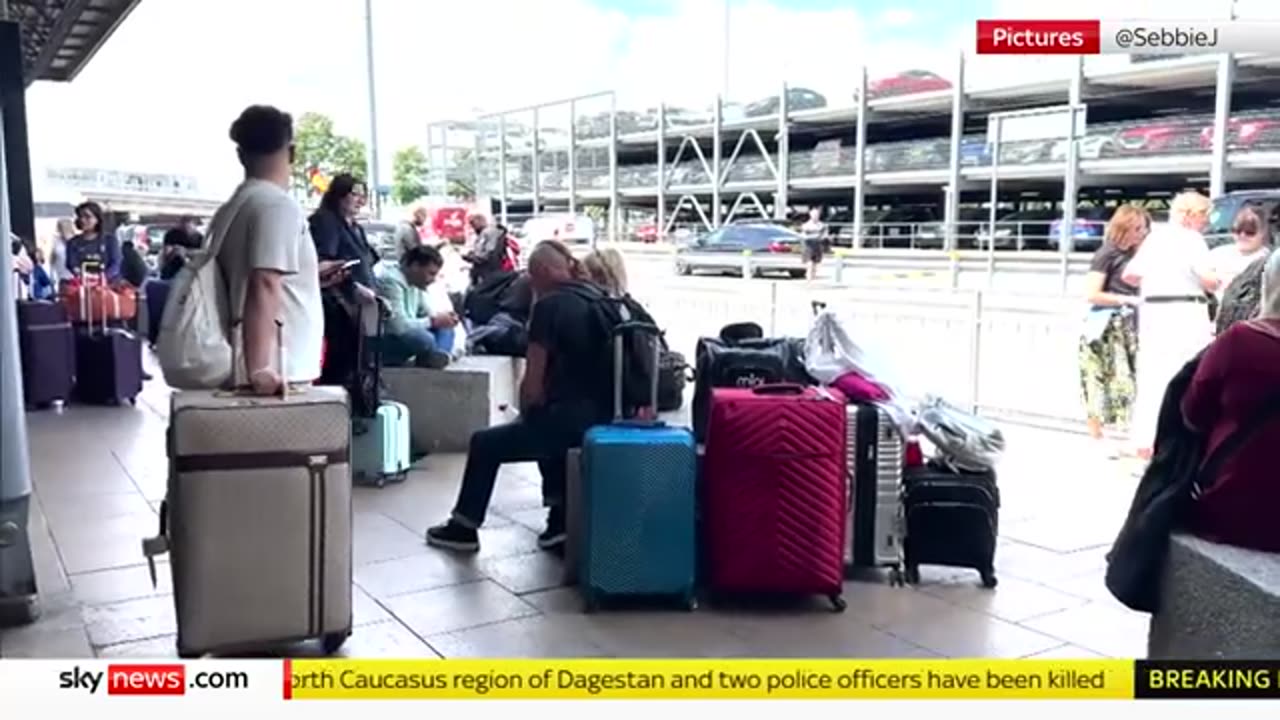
[631, 281, 1089, 429]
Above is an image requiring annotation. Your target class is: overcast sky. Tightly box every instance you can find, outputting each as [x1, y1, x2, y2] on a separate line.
[22, 0, 1269, 197]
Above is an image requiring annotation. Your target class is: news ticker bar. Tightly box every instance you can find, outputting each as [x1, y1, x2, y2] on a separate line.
[8, 659, 1280, 700]
[976, 19, 1277, 55]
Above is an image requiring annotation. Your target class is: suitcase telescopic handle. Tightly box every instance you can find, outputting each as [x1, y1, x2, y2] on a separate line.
[611, 320, 663, 424]
[751, 383, 807, 395]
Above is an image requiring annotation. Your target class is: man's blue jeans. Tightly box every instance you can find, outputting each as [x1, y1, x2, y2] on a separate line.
[381, 326, 456, 367]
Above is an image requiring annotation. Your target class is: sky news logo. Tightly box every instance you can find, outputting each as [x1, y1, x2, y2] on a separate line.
[57, 664, 250, 695]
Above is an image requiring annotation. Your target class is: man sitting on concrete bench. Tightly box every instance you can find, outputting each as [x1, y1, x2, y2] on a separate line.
[374, 245, 458, 369]
[426, 240, 608, 553]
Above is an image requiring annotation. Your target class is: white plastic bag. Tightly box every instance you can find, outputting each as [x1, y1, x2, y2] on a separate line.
[916, 395, 1005, 472]
[806, 309, 916, 436]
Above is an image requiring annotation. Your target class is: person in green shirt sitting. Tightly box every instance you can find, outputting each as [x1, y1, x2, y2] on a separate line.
[374, 245, 458, 369]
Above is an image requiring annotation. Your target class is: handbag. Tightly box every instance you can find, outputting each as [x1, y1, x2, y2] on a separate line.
[1105, 369, 1280, 613]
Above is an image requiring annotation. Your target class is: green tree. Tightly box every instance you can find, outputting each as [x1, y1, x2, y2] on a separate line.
[292, 112, 369, 196]
[391, 145, 429, 206]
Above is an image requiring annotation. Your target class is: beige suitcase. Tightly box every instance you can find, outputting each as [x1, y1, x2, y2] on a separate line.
[145, 385, 353, 658]
[563, 448, 582, 586]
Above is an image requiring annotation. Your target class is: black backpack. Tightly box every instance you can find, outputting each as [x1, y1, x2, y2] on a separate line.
[560, 282, 659, 419]
[1215, 251, 1271, 335]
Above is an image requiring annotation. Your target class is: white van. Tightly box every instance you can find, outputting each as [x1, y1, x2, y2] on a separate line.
[519, 214, 595, 245]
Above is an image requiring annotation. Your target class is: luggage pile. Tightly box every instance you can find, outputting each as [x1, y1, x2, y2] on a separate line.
[15, 269, 143, 409]
[566, 308, 1008, 615]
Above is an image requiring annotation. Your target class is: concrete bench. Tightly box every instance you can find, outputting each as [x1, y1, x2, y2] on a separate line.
[383, 356, 523, 453]
[1148, 533, 1280, 659]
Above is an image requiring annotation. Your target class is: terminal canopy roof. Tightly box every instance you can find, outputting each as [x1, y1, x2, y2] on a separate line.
[5, 0, 141, 84]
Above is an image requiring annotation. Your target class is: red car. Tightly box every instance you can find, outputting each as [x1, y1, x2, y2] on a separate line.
[1200, 116, 1280, 150]
[633, 223, 659, 243]
[1109, 122, 1199, 156]
[866, 70, 952, 100]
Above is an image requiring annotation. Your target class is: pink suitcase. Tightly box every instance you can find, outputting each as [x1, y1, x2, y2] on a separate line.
[703, 384, 848, 611]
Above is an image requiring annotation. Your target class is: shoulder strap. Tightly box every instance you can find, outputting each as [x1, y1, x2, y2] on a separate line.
[1195, 391, 1280, 494]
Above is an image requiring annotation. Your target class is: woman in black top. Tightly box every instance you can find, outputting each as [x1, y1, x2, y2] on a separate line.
[309, 173, 379, 389]
[1079, 204, 1148, 445]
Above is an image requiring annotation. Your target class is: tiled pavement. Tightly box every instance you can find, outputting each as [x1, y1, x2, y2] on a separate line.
[0, 375, 1152, 659]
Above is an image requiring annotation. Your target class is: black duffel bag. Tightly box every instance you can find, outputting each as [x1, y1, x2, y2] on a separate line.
[691, 330, 808, 442]
[657, 349, 690, 412]
[463, 271, 533, 325]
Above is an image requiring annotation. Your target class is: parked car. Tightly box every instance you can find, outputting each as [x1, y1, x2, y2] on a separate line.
[976, 209, 1057, 250]
[862, 206, 941, 248]
[916, 208, 989, 249]
[1048, 206, 1111, 252]
[633, 223, 659, 243]
[865, 70, 952, 100]
[1200, 115, 1280, 151]
[1105, 121, 1200, 157]
[1204, 189, 1280, 249]
[744, 88, 828, 117]
[673, 223, 806, 278]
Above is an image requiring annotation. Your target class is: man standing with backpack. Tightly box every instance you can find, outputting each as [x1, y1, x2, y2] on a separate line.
[426, 241, 619, 553]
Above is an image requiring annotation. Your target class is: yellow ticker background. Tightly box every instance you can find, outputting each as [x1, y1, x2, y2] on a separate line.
[288, 659, 1134, 700]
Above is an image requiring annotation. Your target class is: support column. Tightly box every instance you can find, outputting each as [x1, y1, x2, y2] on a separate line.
[775, 83, 789, 219]
[607, 93, 618, 245]
[567, 100, 577, 217]
[0, 86, 40, 627]
[852, 67, 868, 249]
[531, 109, 541, 217]
[656, 103, 666, 239]
[497, 116, 509, 226]
[0, 21, 34, 247]
[1062, 56, 1084, 253]
[1209, 53, 1234, 199]
[945, 53, 964, 253]
[712, 96, 723, 228]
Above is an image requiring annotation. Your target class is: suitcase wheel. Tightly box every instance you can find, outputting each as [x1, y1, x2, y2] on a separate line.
[321, 631, 350, 655]
[903, 564, 921, 586]
[583, 593, 600, 614]
[828, 594, 847, 613]
[980, 570, 998, 589]
[888, 566, 906, 587]
[177, 646, 201, 660]
[683, 596, 699, 612]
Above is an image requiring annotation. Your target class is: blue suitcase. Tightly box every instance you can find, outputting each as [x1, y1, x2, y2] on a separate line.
[352, 400, 411, 487]
[579, 320, 697, 612]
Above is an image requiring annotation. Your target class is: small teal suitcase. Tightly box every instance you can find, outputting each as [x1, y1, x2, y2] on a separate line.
[352, 400, 411, 487]
[579, 320, 697, 612]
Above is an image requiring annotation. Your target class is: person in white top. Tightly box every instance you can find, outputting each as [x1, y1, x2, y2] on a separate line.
[1122, 190, 1220, 457]
[1208, 203, 1271, 296]
[215, 105, 346, 394]
[800, 208, 827, 280]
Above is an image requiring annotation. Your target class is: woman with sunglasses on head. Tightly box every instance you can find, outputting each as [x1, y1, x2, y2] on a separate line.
[1209, 204, 1271, 294]
[1213, 204, 1276, 335]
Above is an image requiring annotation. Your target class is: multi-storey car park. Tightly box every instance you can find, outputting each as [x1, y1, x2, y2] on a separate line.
[428, 53, 1280, 254]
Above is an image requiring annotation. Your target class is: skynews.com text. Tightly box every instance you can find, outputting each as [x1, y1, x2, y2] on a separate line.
[58, 664, 251, 695]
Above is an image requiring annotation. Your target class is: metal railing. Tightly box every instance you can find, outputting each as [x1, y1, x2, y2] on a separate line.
[630, 281, 1091, 430]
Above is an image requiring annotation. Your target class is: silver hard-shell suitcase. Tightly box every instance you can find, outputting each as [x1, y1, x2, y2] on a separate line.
[846, 403, 905, 582]
[145, 384, 353, 657]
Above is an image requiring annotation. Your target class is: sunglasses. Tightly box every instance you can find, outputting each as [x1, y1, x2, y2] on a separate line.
[1233, 222, 1260, 236]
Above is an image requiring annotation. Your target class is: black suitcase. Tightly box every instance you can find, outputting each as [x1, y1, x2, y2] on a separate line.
[16, 299, 76, 408]
[75, 325, 143, 406]
[902, 462, 999, 588]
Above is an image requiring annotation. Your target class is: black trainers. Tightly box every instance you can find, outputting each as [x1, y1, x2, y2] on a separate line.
[415, 350, 451, 370]
[537, 508, 566, 550]
[426, 521, 479, 552]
